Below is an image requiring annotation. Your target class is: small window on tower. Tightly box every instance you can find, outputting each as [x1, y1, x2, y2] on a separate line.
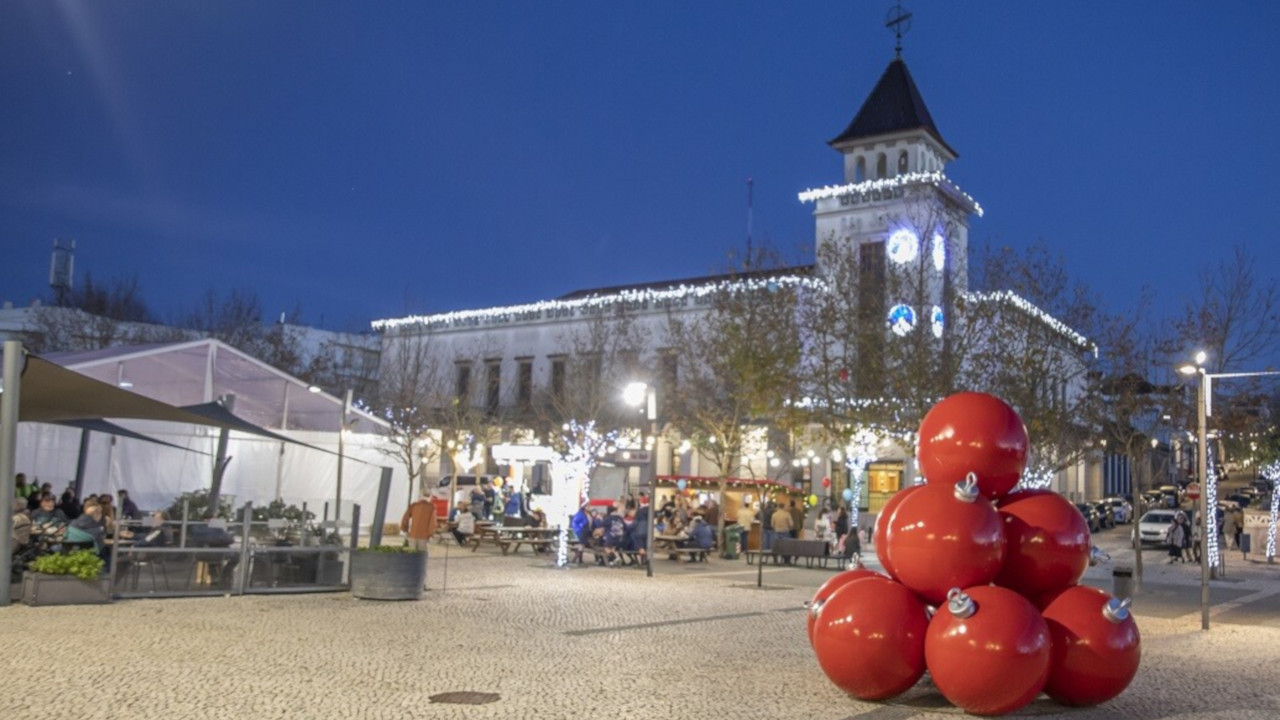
[876, 153, 887, 179]
[898, 150, 909, 175]
[855, 157, 866, 182]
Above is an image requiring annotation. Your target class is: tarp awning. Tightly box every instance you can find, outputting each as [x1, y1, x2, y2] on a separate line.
[54, 418, 211, 455]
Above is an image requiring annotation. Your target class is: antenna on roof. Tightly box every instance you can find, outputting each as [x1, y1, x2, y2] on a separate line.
[886, 1, 913, 58]
[746, 177, 754, 270]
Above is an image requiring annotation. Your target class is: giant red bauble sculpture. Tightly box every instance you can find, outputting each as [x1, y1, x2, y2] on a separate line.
[811, 576, 930, 700]
[917, 392, 1029, 500]
[1037, 585, 1141, 707]
[873, 482, 924, 581]
[806, 564, 883, 645]
[995, 489, 1091, 597]
[926, 586, 1051, 716]
[883, 477, 1006, 605]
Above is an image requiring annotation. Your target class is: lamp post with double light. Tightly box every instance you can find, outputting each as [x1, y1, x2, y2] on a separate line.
[624, 381, 658, 578]
[1178, 351, 1280, 630]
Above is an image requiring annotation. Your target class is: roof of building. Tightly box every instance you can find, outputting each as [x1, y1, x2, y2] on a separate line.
[829, 57, 956, 157]
[557, 264, 815, 300]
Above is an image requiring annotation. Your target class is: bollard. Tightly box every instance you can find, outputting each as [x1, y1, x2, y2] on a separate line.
[1112, 565, 1135, 601]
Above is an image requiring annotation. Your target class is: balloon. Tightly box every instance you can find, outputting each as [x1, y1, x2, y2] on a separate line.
[1037, 585, 1141, 707]
[821, 476, 831, 488]
[807, 494, 819, 507]
[917, 392, 1029, 500]
[872, 483, 925, 580]
[925, 586, 1051, 716]
[676, 479, 687, 491]
[995, 489, 1091, 597]
[806, 564, 883, 645]
[492, 478, 503, 488]
[841, 488, 854, 502]
[811, 576, 929, 700]
[883, 477, 1006, 605]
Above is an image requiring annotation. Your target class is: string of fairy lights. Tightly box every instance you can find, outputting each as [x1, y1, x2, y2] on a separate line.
[1263, 460, 1280, 559]
[796, 171, 984, 217]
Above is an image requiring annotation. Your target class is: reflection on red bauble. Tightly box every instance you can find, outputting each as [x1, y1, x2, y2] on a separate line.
[812, 576, 929, 700]
[884, 479, 1005, 605]
[1038, 585, 1141, 707]
[873, 483, 924, 580]
[917, 392, 1029, 500]
[806, 565, 883, 645]
[995, 489, 1091, 597]
[926, 586, 1051, 716]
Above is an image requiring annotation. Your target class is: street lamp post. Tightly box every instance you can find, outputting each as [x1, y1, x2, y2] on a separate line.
[1179, 353, 1280, 631]
[624, 382, 658, 578]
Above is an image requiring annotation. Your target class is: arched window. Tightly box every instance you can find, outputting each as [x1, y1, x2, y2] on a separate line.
[876, 153, 887, 179]
[898, 150, 909, 174]
[855, 157, 866, 182]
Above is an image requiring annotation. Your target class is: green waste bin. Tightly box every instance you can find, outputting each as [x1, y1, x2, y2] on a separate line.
[723, 525, 742, 559]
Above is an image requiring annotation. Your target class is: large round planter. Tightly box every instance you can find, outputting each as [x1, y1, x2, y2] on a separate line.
[350, 551, 425, 600]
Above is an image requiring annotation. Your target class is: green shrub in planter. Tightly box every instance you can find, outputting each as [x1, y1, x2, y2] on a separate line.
[31, 550, 104, 579]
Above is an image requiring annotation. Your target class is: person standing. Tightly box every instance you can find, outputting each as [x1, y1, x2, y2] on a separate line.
[400, 490, 439, 589]
[1223, 508, 1238, 550]
[770, 501, 793, 553]
[1167, 513, 1186, 563]
[788, 500, 804, 540]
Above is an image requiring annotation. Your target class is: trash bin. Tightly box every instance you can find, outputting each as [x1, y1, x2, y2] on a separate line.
[1240, 533, 1251, 555]
[723, 525, 742, 560]
[1112, 565, 1134, 601]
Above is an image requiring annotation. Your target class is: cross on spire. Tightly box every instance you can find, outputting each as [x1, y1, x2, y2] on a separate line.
[886, 1, 913, 58]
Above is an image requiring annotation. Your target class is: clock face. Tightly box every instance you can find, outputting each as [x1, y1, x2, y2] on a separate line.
[888, 304, 917, 336]
[887, 228, 919, 264]
[932, 233, 947, 271]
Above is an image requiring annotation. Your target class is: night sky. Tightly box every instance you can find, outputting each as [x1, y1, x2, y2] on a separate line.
[2, 2, 1277, 334]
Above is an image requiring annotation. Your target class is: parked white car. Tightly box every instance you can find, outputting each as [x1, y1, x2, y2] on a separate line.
[1101, 497, 1134, 524]
[1134, 510, 1178, 546]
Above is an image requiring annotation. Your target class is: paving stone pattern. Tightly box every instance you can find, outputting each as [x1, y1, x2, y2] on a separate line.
[2, 547, 1279, 720]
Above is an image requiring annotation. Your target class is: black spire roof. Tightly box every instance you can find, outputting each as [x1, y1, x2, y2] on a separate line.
[829, 57, 956, 157]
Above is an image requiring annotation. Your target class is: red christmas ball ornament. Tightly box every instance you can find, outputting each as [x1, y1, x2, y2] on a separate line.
[995, 489, 1091, 597]
[873, 482, 925, 580]
[821, 476, 831, 488]
[926, 586, 1051, 716]
[1037, 585, 1141, 707]
[917, 392, 1029, 500]
[811, 576, 929, 700]
[806, 563, 883, 645]
[884, 476, 1006, 605]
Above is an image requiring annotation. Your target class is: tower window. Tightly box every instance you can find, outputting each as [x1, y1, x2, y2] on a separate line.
[855, 157, 866, 182]
[898, 150, 909, 175]
[876, 153, 887, 179]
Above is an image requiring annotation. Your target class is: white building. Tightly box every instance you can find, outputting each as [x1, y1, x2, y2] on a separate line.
[376, 56, 1095, 504]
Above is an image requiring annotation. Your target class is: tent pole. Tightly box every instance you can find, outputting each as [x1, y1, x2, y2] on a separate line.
[336, 388, 352, 527]
[1, 341, 24, 607]
[207, 394, 235, 517]
[72, 428, 91, 502]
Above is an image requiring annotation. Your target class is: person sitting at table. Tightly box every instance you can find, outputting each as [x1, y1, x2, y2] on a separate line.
[571, 503, 591, 543]
[601, 505, 627, 566]
[525, 507, 547, 529]
[96, 493, 118, 535]
[135, 511, 173, 547]
[678, 515, 714, 560]
[119, 490, 142, 521]
[626, 495, 650, 566]
[451, 502, 476, 546]
[188, 518, 238, 587]
[30, 493, 68, 540]
[59, 486, 82, 520]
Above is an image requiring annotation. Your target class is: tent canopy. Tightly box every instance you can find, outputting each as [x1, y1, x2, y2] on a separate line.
[45, 339, 386, 433]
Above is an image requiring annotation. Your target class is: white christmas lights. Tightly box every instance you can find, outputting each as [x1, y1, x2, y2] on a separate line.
[887, 228, 919, 264]
[1205, 446, 1222, 569]
[797, 171, 984, 217]
[1263, 460, 1280, 559]
[888, 304, 916, 336]
[963, 290, 1092, 349]
[548, 420, 618, 567]
[930, 305, 944, 339]
[932, 232, 946, 271]
[373, 274, 825, 332]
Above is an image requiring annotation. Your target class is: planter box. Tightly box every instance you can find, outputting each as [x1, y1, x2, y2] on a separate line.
[22, 572, 112, 606]
[349, 551, 425, 601]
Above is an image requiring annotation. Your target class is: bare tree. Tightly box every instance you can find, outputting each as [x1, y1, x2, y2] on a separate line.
[663, 248, 807, 542]
[1177, 244, 1280, 374]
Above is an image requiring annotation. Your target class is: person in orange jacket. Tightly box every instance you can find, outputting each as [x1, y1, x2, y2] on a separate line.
[401, 490, 440, 589]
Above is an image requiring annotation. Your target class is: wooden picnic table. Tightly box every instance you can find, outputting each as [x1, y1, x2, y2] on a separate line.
[470, 526, 561, 555]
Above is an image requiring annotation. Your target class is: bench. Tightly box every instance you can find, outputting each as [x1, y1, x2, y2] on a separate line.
[665, 546, 710, 563]
[745, 539, 848, 569]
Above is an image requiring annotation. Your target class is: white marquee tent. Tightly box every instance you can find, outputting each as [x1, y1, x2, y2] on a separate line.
[14, 339, 408, 524]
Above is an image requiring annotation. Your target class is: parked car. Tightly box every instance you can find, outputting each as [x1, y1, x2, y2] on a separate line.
[1225, 493, 1253, 508]
[1101, 497, 1133, 524]
[1091, 501, 1115, 529]
[1074, 503, 1103, 533]
[1134, 509, 1179, 546]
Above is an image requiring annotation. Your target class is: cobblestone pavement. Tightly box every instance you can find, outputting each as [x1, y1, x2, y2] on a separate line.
[3, 544, 1279, 720]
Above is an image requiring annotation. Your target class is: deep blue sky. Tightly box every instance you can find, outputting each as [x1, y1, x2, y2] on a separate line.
[2, 2, 1277, 332]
